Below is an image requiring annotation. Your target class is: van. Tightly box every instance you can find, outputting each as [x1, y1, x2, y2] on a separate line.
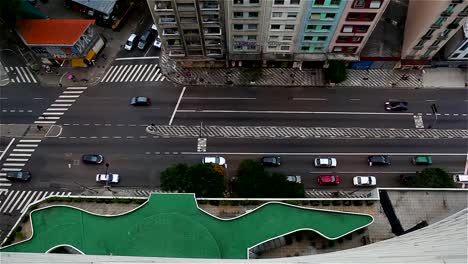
[453, 174, 468, 183]
[124, 33, 138, 51]
[138, 30, 151, 50]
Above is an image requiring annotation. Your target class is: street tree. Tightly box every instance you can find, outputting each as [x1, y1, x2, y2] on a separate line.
[160, 163, 225, 198]
[324, 60, 348, 84]
[405, 168, 455, 188]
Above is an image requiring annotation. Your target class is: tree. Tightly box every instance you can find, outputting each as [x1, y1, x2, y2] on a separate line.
[233, 160, 305, 198]
[324, 60, 348, 84]
[405, 168, 455, 188]
[160, 163, 225, 198]
[240, 67, 263, 83]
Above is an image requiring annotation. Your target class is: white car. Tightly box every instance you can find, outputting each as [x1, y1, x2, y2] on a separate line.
[202, 156, 226, 167]
[96, 173, 119, 184]
[314, 158, 337, 168]
[124, 33, 138, 51]
[153, 37, 162, 48]
[286, 176, 302, 183]
[353, 176, 377, 186]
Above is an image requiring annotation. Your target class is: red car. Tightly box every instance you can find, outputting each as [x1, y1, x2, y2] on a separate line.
[317, 175, 340, 186]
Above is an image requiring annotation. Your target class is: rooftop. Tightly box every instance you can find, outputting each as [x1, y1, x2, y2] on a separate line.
[16, 19, 94, 46]
[71, 0, 117, 15]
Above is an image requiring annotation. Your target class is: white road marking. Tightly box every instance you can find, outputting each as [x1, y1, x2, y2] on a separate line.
[181, 152, 468, 156]
[12, 149, 35, 152]
[5, 158, 28, 162]
[9, 153, 32, 157]
[292, 98, 328, 101]
[51, 104, 72, 107]
[169, 86, 186, 126]
[15, 67, 26, 82]
[62, 90, 84, 94]
[55, 99, 76, 103]
[151, 68, 161, 81]
[184, 97, 256, 100]
[349, 98, 361, 101]
[109, 65, 124, 82]
[0, 98, 8, 100]
[177, 109, 415, 116]
[0, 138, 15, 161]
[0, 191, 19, 212]
[42, 112, 64, 115]
[25, 67, 37, 83]
[16, 144, 38, 147]
[115, 65, 130, 82]
[1, 168, 21, 171]
[59, 95, 80, 98]
[101, 65, 118, 82]
[66, 87, 87, 90]
[21, 191, 42, 213]
[122, 64, 136, 82]
[16, 190, 32, 210]
[33, 98, 43, 100]
[46, 108, 68, 111]
[129, 64, 144, 82]
[161, 76, 166, 81]
[425, 99, 437, 102]
[133, 64, 149, 81]
[19, 67, 31, 82]
[19, 139, 41, 143]
[115, 56, 159, 61]
[140, 64, 156, 81]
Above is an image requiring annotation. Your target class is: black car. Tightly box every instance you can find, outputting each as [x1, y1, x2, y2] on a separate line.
[130, 96, 151, 106]
[385, 101, 408, 111]
[261, 156, 281, 167]
[368, 155, 391, 166]
[6, 171, 31, 181]
[82, 154, 104, 164]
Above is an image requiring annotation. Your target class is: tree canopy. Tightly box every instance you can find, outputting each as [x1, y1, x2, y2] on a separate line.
[404, 168, 455, 188]
[324, 60, 348, 84]
[160, 163, 225, 198]
[233, 160, 304, 198]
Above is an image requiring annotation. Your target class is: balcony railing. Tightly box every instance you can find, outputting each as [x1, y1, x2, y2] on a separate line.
[163, 29, 179, 36]
[169, 50, 186, 57]
[413, 45, 424, 50]
[200, 2, 220, 10]
[447, 23, 459, 29]
[202, 16, 219, 23]
[177, 4, 196, 11]
[159, 17, 176, 23]
[204, 28, 221, 35]
[155, 2, 173, 10]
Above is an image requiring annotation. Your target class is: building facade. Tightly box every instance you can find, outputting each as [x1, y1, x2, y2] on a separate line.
[444, 19, 468, 60]
[400, 0, 468, 68]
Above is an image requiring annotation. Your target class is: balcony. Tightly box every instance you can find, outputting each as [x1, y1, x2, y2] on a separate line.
[204, 28, 221, 35]
[200, 2, 220, 10]
[207, 49, 223, 56]
[205, 39, 221, 46]
[202, 15, 219, 23]
[413, 45, 424, 50]
[155, 2, 173, 11]
[447, 23, 459, 29]
[159, 16, 176, 24]
[167, 39, 182, 47]
[186, 41, 202, 47]
[441, 10, 453, 16]
[177, 4, 196, 12]
[184, 30, 200, 36]
[428, 45, 438, 50]
[169, 50, 186, 57]
[180, 17, 198, 24]
[163, 28, 180, 36]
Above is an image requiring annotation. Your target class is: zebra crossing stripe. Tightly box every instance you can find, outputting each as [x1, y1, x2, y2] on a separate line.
[7, 190, 27, 213]
[161, 76, 166, 81]
[5, 67, 9, 73]
[123, 65, 137, 82]
[115, 65, 130, 82]
[62, 91, 83, 94]
[51, 104, 72, 107]
[19, 67, 31, 83]
[15, 67, 26, 82]
[129, 64, 143, 82]
[66, 87, 87, 90]
[43, 112, 64, 115]
[10, 153, 32, 157]
[109, 65, 125, 82]
[55, 99, 76, 103]
[151, 69, 161, 81]
[133, 64, 149, 81]
[2, 163, 26, 167]
[59, 95, 80, 98]
[0, 182, 12, 186]
[5, 158, 28, 162]
[0, 191, 15, 212]
[15, 190, 32, 210]
[47, 108, 68, 111]
[34, 120, 56, 124]
[44, 116, 61, 120]
[101, 65, 117, 82]
[144, 64, 157, 81]
[16, 144, 38, 147]
[25, 67, 37, 83]
[1, 168, 21, 171]
[21, 191, 42, 213]
[19, 139, 41, 143]
[12, 149, 35, 152]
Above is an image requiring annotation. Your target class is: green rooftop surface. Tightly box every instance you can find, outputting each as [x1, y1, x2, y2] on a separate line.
[1, 194, 373, 259]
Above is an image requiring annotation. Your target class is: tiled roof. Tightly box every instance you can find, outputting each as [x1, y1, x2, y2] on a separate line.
[16, 19, 95, 46]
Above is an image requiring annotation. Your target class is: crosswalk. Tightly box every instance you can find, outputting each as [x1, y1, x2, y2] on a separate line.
[101, 64, 166, 83]
[35, 86, 87, 125]
[0, 139, 42, 191]
[4, 66, 37, 84]
[0, 190, 71, 214]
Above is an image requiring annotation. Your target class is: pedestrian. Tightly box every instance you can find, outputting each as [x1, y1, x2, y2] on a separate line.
[37, 125, 43, 131]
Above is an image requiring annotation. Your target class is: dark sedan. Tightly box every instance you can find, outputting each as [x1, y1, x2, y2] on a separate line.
[385, 101, 408, 111]
[261, 156, 281, 167]
[130, 96, 151, 106]
[6, 171, 32, 181]
[368, 155, 391, 166]
[82, 154, 104, 164]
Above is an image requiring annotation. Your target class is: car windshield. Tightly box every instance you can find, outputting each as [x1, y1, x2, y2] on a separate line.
[137, 97, 147, 102]
[330, 176, 335, 181]
[86, 156, 98, 161]
[126, 40, 132, 46]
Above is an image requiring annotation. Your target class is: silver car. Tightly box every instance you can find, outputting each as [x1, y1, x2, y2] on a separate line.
[202, 156, 227, 167]
[314, 157, 337, 168]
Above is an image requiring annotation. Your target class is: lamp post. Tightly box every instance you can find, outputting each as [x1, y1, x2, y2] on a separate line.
[104, 163, 110, 188]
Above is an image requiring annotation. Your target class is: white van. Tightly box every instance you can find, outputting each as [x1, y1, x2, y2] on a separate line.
[453, 174, 468, 183]
[124, 34, 138, 51]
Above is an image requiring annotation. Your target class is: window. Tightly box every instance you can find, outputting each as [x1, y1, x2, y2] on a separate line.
[346, 12, 376, 21]
[280, 46, 290, 50]
[249, 12, 258, 17]
[355, 25, 369, 33]
[272, 12, 282, 17]
[322, 25, 331, 30]
[271, 24, 281, 30]
[415, 40, 425, 48]
[431, 40, 441, 47]
[333, 46, 357, 53]
[310, 13, 321, 19]
[234, 45, 243, 50]
[369, 0, 382, 8]
[304, 36, 313, 41]
[342, 25, 353, 32]
[307, 25, 317, 30]
[287, 12, 298, 18]
[233, 12, 243, 18]
[249, 0, 259, 3]
[270, 35, 279, 40]
[432, 17, 445, 27]
[283, 36, 292, 40]
[353, 0, 382, 8]
[247, 46, 256, 50]
[314, 0, 325, 5]
[247, 24, 257, 30]
[274, 0, 284, 4]
[234, 0, 244, 4]
[290, 0, 300, 4]
[314, 47, 323, 51]
[247, 35, 257, 40]
[317, 36, 327, 41]
[459, 42, 468, 50]
[325, 13, 336, 19]
[422, 29, 434, 38]
[301, 46, 309, 51]
[233, 35, 243, 40]
[268, 45, 277, 49]
[464, 53, 468, 58]
[337, 36, 363, 43]
[331, 0, 341, 5]
[333, 46, 343, 52]
[285, 25, 295, 30]
[234, 24, 243, 30]
[353, 0, 365, 8]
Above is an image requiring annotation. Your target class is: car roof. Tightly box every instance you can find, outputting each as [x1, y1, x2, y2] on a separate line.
[319, 175, 336, 181]
[128, 34, 137, 41]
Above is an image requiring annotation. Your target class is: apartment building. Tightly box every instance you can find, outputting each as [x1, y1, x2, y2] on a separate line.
[147, 0, 226, 67]
[401, 0, 468, 68]
[444, 19, 468, 60]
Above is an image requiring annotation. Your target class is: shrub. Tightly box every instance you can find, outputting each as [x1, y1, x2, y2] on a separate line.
[286, 200, 300, 206]
[208, 200, 220, 206]
[15, 231, 24, 240]
[21, 216, 29, 223]
[324, 60, 348, 84]
[198, 200, 208, 205]
[133, 199, 146, 204]
[366, 200, 375, 206]
[353, 200, 363, 206]
[311, 200, 320, 206]
[72, 198, 82, 202]
[343, 200, 352, 206]
[337, 238, 344, 244]
[295, 232, 303, 242]
[285, 235, 293, 245]
[332, 200, 342, 206]
[321, 200, 330, 206]
[328, 240, 335, 247]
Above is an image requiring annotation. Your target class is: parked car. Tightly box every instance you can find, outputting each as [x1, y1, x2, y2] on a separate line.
[6, 171, 31, 181]
[151, 24, 158, 35]
[138, 30, 152, 50]
[453, 174, 468, 184]
[385, 100, 408, 111]
[411, 155, 432, 165]
[317, 175, 340, 186]
[286, 175, 302, 183]
[154, 37, 162, 48]
[124, 33, 138, 51]
[130, 96, 151, 106]
[353, 176, 377, 186]
[96, 173, 119, 184]
[261, 156, 281, 167]
[314, 157, 337, 168]
[82, 154, 104, 164]
[202, 156, 227, 167]
[368, 155, 391, 166]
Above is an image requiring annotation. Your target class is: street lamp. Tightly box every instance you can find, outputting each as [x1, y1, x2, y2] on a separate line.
[104, 163, 110, 188]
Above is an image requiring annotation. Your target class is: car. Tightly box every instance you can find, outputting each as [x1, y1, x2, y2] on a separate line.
[124, 33, 138, 51]
[151, 24, 158, 34]
[385, 100, 408, 111]
[286, 175, 302, 183]
[82, 154, 104, 164]
[261, 156, 281, 167]
[6, 171, 31, 181]
[202, 156, 227, 167]
[314, 157, 337, 168]
[138, 30, 152, 50]
[353, 176, 377, 186]
[96, 173, 119, 184]
[368, 155, 391, 166]
[130, 96, 151, 106]
[317, 175, 340, 186]
[154, 37, 162, 48]
[411, 155, 432, 165]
